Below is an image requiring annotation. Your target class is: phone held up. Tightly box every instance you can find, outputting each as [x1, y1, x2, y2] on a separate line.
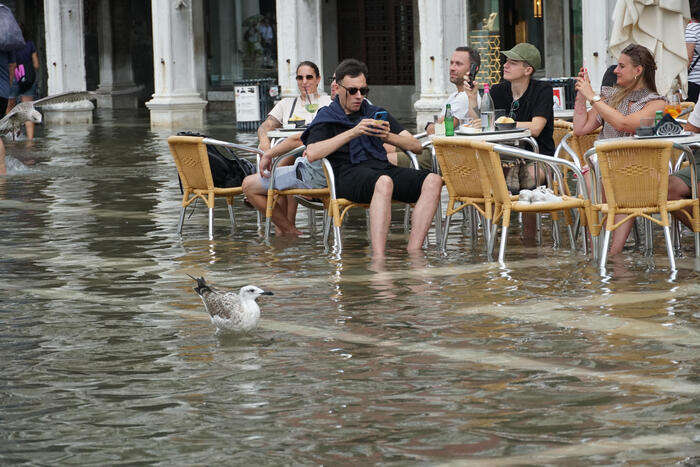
[467, 63, 478, 87]
[373, 110, 388, 121]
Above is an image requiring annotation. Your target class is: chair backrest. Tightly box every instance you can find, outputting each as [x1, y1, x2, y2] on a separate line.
[568, 127, 601, 166]
[594, 139, 673, 210]
[167, 135, 215, 191]
[553, 120, 573, 149]
[432, 137, 491, 200]
[465, 139, 513, 205]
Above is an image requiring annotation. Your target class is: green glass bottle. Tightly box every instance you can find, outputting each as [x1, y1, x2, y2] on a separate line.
[654, 110, 663, 126]
[444, 104, 454, 136]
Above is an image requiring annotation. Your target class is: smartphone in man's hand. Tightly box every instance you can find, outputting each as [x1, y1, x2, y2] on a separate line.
[373, 111, 388, 121]
[467, 63, 478, 87]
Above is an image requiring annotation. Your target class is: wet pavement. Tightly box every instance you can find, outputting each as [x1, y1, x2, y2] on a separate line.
[0, 109, 698, 464]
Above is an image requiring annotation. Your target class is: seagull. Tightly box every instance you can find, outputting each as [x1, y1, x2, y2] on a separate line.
[0, 86, 144, 140]
[188, 275, 273, 333]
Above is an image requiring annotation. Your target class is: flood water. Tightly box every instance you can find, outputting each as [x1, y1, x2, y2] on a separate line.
[1, 109, 699, 464]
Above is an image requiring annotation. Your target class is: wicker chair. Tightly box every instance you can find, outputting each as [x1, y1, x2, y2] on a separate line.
[592, 139, 700, 272]
[432, 137, 494, 253]
[167, 135, 253, 240]
[468, 140, 589, 263]
[262, 146, 332, 244]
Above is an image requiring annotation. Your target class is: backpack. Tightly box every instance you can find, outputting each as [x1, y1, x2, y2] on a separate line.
[176, 131, 256, 189]
[14, 62, 36, 94]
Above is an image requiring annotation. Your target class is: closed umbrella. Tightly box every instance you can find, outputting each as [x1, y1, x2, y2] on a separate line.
[608, 0, 690, 97]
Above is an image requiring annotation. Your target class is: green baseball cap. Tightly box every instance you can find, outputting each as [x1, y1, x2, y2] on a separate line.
[502, 43, 541, 70]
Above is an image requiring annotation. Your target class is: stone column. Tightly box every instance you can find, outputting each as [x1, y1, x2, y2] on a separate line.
[413, 0, 467, 130]
[95, 0, 138, 108]
[275, 0, 324, 98]
[544, 0, 566, 77]
[581, 0, 616, 91]
[146, 0, 208, 128]
[43, 0, 94, 124]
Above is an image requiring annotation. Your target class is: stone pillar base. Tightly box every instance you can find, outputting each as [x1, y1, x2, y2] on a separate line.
[42, 101, 95, 124]
[414, 95, 449, 131]
[146, 95, 208, 128]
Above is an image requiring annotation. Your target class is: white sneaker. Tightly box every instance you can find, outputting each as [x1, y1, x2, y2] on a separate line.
[531, 186, 562, 203]
[518, 189, 533, 204]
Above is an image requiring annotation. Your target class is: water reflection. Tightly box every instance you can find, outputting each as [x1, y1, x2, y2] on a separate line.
[0, 109, 698, 464]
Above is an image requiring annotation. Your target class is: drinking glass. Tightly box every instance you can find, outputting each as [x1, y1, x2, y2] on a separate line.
[664, 94, 681, 119]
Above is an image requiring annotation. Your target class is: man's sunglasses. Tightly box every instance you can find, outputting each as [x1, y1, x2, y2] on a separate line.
[338, 82, 370, 96]
[509, 100, 520, 119]
[296, 74, 316, 81]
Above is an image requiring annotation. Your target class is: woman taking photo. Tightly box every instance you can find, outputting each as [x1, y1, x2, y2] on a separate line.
[573, 43, 666, 256]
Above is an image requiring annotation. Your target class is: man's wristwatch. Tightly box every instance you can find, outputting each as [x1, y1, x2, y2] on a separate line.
[589, 94, 602, 104]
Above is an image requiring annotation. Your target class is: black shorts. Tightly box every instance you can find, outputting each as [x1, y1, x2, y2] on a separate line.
[0, 97, 7, 112]
[336, 158, 431, 204]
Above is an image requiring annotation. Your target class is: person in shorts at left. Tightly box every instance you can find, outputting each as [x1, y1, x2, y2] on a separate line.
[7, 23, 39, 139]
[241, 134, 327, 236]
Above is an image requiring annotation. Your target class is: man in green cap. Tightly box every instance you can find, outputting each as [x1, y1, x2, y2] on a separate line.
[489, 42, 554, 239]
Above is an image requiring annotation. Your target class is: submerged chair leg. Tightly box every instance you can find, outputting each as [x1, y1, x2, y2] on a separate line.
[632, 219, 641, 250]
[227, 203, 236, 234]
[208, 207, 214, 240]
[483, 216, 492, 257]
[333, 224, 343, 254]
[599, 230, 611, 274]
[567, 224, 576, 252]
[552, 219, 561, 249]
[663, 225, 676, 271]
[469, 207, 478, 245]
[264, 216, 272, 241]
[441, 214, 451, 252]
[644, 219, 654, 256]
[177, 206, 186, 235]
[403, 205, 411, 233]
[498, 225, 508, 264]
[695, 230, 700, 259]
[308, 206, 315, 232]
[536, 213, 542, 245]
[322, 211, 331, 249]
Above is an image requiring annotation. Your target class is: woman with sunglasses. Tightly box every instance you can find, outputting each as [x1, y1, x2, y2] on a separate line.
[257, 61, 331, 152]
[573, 44, 666, 256]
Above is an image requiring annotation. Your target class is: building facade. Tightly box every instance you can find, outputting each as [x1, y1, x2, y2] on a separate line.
[6, 0, 619, 129]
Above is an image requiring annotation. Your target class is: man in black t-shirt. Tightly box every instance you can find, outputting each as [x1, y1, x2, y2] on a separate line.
[489, 43, 554, 239]
[302, 59, 442, 257]
[490, 43, 554, 158]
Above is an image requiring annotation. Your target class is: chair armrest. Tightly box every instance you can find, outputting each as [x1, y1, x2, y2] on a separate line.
[202, 138, 264, 156]
[321, 159, 339, 200]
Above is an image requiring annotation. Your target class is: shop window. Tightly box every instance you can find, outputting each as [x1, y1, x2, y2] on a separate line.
[469, 0, 546, 84]
[205, 0, 277, 89]
[337, 0, 414, 86]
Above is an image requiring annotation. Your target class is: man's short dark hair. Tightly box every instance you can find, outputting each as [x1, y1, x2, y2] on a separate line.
[455, 46, 481, 70]
[334, 59, 369, 83]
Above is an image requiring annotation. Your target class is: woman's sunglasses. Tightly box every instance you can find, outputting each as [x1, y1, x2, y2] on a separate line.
[296, 74, 316, 81]
[338, 82, 370, 96]
[509, 100, 520, 119]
